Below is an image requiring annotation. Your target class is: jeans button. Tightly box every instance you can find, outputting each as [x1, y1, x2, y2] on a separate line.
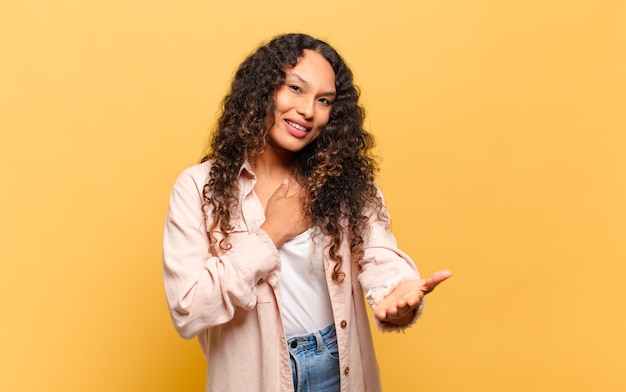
[290, 340, 297, 348]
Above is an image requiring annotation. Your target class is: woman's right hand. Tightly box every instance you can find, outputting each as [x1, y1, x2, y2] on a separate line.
[260, 179, 310, 248]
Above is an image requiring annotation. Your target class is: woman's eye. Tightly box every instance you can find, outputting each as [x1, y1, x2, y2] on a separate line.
[319, 98, 333, 106]
[288, 85, 301, 93]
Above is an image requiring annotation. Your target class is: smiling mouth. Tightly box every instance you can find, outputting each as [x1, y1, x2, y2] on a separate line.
[285, 119, 309, 132]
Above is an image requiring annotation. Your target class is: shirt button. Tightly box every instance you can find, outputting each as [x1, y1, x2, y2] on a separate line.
[344, 367, 350, 376]
[290, 341, 297, 348]
[340, 320, 347, 329]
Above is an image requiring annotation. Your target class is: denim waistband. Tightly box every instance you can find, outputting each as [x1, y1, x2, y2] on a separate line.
[286, 323, 337, 355]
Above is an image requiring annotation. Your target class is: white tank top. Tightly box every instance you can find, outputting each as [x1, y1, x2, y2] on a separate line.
[278, 227, 334, 337]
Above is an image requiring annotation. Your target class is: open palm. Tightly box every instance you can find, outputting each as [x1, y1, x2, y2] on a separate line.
[374, 270, 452, 324]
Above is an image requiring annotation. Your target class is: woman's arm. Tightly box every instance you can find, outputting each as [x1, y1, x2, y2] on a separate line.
[162, 167, 280, 339]
[357, 189, 451, 330]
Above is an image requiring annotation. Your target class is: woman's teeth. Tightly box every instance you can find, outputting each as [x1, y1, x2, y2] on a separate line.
[286, 120, 307, 132]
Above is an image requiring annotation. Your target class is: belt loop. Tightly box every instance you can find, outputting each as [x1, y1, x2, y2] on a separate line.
[314, 330, 324, 354]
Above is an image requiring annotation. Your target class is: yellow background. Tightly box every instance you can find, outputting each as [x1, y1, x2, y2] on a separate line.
[1, 0, 625, 391]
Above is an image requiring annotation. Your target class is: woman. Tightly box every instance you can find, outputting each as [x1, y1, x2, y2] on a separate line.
[163, 33, 451, 392]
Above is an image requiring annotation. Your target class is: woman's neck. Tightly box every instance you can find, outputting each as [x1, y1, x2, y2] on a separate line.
[250, 147, 301, 212]
[252, 146, 296, 181]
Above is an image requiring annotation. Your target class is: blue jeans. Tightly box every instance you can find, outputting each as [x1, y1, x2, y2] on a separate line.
[287, 323, 341, 392]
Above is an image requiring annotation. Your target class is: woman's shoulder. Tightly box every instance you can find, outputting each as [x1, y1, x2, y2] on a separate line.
[172, 161, 214, 191]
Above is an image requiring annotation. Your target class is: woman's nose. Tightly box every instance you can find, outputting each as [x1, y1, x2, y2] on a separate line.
[297, 98, 315, 120]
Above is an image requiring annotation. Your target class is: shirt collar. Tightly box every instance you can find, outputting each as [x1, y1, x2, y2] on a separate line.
[238, 159, 256, 179]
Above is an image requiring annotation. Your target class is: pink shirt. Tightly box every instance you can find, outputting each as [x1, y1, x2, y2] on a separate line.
[163, 161, 420, 392]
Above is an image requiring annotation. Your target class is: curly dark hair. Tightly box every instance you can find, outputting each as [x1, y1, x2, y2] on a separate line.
[201, 33, 383, 283]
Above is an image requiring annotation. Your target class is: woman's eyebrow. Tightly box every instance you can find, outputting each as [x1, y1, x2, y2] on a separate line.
[287, 72, 310, 85]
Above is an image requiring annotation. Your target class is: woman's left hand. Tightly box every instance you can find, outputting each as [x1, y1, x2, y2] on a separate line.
[374, 270, 452, 325]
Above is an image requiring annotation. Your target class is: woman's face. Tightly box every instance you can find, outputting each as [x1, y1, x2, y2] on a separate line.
[267, 49, 336, 154]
